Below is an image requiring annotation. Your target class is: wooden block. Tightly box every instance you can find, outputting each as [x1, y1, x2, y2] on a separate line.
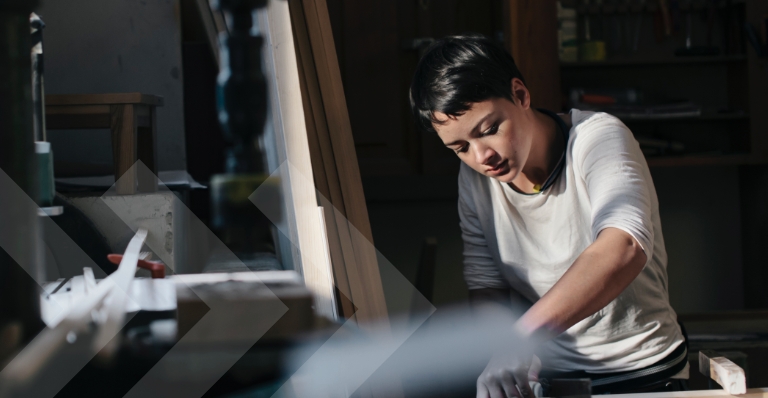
[699, 350, 747, 395]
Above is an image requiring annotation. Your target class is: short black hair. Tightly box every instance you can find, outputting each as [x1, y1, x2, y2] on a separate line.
[409, 34, 525, 134]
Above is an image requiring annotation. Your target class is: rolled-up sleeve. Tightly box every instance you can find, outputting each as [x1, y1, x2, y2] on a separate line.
[458, 167, 510, 290]
[575, 116, 654, 264]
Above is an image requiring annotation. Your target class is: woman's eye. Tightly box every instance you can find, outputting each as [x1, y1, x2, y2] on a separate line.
[455, 145, 468, 154]
[481, 124, 498, 136]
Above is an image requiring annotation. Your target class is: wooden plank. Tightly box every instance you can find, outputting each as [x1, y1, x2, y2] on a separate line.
[110, 104, 137, 195]
[298, 0, 365, 318]
[46, 93, 164, 106]
[298, 48, 359, 321]
[294, 2, 399, 395]
[289, 0, 357, 320]
[291, 2, 357, 320]
[503, 0, 560, 111]
[263, 0, 337, 320]
[301, 0, 390, 326]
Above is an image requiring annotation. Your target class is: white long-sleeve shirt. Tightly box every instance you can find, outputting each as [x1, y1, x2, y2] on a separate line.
[459, 109, 684, 373]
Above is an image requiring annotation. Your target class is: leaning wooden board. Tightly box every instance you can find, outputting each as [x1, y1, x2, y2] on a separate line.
[288, 0, 357, 321]
[290, 0, 391, 326]
[288, 1, 401, 397]
[260, 0, 337, 319]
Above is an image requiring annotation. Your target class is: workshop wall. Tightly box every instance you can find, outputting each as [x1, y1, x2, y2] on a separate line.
[653, 166, 745, 313]
[34, 0, 187, 174]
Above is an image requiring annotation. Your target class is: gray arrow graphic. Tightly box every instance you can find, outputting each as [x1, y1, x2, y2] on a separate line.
[0, 168, 139, 398]
[100, 162, 288, 398]
[250, 161, 435, 398]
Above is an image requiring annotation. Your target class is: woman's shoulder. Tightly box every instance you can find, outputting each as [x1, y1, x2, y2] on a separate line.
[568, 109, 634, 149]
[569, 109, 628, 134]
[567, 109, 646, 174]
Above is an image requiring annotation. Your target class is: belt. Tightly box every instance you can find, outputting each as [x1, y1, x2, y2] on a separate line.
[539, 342, 688, 394]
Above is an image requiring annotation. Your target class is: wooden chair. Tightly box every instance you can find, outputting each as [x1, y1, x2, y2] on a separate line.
[45, 93, 163, 195]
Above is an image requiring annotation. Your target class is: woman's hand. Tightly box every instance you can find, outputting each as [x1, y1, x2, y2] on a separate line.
[477, 354, 541, 398]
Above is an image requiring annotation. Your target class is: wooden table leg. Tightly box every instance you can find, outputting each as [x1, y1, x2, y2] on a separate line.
[110, 104, 137, 194]
[136, 105, 157, 192]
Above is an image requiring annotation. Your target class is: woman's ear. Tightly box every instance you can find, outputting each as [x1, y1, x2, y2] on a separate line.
[510, 78, 531, 110]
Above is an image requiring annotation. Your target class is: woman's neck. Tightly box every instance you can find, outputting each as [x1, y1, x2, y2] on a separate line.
[521, 110, 564, 187]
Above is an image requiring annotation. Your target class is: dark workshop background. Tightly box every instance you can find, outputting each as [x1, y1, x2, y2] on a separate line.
[26, 0, 768, 392]
[322, 0, 768, 317]
[33, 0, 768, 316]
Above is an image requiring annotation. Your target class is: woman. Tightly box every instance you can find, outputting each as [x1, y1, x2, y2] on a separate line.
[409, 34, 688, 397]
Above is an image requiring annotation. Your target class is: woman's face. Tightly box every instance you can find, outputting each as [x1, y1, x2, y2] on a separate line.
[433, 83, 535, 184]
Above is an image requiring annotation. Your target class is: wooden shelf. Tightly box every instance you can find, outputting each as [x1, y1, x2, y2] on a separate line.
[621, 113, 750, 123]
[646, 154, 754, 167]
[576, 0, 743, 15]
[561, 54, 747, 68]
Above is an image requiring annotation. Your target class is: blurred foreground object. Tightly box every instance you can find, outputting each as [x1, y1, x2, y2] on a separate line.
[209, 0, 279, 270]
[0, 229, 147, 396]
[0, 0, 45, 369]
[280, 306, 529, 397]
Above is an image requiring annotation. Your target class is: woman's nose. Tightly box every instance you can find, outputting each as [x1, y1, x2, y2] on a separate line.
[473, 142, 495, 165]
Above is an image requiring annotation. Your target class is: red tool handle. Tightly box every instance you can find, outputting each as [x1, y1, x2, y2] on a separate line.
[107, 254, 165, 279]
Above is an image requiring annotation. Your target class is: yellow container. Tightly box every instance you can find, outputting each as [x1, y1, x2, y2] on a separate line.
[580, 40, 606, 62]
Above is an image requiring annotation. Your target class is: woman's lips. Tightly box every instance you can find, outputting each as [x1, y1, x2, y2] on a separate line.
[486, 161, 507, 176]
